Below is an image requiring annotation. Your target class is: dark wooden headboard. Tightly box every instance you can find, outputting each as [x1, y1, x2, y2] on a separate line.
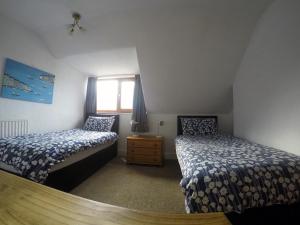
[177, 115, 218, 135]
[87, 114, 120, 134]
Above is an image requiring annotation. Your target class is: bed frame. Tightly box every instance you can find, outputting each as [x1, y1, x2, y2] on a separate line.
[44, 114, 120, 192]
[0, 114, 119, 192]
[177, 115, 218, 135]
[177, 115, 300, 225]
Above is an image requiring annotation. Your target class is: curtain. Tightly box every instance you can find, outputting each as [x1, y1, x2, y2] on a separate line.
[85, 77, 97, 119]
[131, 75, 149, 132]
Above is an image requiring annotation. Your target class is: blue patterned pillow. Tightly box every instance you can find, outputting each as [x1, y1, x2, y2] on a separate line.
[83, 116, 115, 132]
[181, 118, 217, 136]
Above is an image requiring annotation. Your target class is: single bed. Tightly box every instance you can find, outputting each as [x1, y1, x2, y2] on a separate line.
[0, 114, 119, 191]
[176, 115, 300, 215]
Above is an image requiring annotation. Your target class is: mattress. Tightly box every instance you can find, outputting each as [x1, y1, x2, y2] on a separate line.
[50, 141, 114, 172]
[0, 129, 118, 183]
[0, 141, 115, 174]
[176, 134, 300, 214]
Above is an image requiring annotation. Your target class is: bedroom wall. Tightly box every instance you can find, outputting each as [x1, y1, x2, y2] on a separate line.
[118, 112, 233, 159]
[39, 2, 272, 115]
[233, 0, 300, 155]
[0, 14, 86, 133]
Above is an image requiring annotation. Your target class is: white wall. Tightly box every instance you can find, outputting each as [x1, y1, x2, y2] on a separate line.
[0, 14, 86, 133]
[234, 0, 300, 155]
[118, 112, 233, 159]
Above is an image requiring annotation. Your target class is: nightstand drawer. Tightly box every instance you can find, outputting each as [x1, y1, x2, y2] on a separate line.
[127, 140, 161, 149]
[126, 135, 164, 166]
[127, 147, 161, 156]
[127, 155, 162, 165]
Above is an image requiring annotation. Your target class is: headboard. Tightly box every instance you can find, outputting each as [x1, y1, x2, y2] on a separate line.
[177, 115, 218, 135]
[87, 114, 120, 134]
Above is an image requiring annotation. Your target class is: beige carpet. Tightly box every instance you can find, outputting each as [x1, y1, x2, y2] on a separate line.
[71, 157, 186, 213]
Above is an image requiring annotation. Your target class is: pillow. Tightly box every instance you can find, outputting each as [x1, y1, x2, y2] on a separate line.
[181, 117, 217, 136]
[83, 116, 115, 132]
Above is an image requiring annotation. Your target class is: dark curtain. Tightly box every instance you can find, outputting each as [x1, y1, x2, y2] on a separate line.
[131, 75, 149, 132]
[85, 77, 97, 119]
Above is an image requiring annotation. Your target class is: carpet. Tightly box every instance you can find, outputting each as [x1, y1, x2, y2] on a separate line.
[71, 157, 186, 213]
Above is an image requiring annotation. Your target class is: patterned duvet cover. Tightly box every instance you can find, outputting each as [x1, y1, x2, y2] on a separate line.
[0, 129, 118, 183]
[176, 134, 300, 213]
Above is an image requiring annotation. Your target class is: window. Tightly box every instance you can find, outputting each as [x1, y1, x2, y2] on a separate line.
[97, 77, 135, 113]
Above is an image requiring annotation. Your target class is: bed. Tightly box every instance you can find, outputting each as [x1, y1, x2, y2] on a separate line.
[0, 114, 119, 191]
[176, 115, 300, 216]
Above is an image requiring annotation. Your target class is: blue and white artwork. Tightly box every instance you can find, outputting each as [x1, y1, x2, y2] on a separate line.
[1, 58, 55, 104]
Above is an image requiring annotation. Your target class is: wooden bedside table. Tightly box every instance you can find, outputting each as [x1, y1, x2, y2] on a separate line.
[126, 135, 164, 166]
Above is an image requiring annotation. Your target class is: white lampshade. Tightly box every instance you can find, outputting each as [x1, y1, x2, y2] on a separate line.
[130, 120, 139, 125]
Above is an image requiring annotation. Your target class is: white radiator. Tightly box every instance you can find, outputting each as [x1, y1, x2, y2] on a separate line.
[0, 120, 28, 138]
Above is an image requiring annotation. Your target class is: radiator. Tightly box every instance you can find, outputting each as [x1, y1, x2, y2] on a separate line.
[0, 120, 28, 138]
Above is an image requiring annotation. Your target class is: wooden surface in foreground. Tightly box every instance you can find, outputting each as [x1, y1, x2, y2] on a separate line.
[0, 170, 231, 225]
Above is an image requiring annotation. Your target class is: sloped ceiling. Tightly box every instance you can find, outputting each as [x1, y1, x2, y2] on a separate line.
[0, 0, 273, 113]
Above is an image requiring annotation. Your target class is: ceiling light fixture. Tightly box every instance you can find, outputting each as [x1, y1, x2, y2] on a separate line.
[68, 12, 85, 35]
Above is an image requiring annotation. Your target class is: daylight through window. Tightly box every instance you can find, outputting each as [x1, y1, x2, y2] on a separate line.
[97, 77, 135, 113]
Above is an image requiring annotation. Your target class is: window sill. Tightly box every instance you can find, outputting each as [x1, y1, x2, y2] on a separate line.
[96, 111, 132, 115]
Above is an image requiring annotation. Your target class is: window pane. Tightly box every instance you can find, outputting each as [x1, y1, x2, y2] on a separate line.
[120, 81, 135, 109]
[97, 80, 118, 111]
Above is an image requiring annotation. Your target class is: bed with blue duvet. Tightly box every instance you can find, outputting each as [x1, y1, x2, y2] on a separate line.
[176, 116, 300, 214]
[0, 114, 119, 191]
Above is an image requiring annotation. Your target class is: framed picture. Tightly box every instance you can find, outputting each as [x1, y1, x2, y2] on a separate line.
[0, 58, 55, 104]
